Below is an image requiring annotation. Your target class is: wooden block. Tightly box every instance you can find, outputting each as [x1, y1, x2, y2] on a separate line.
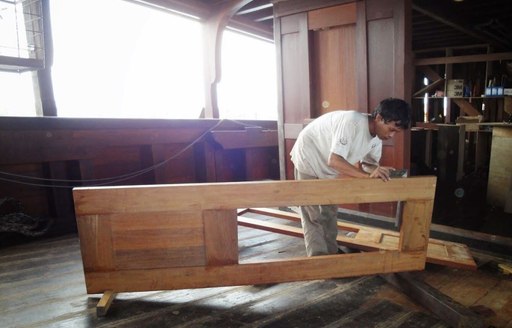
[399, 200, 433, 253]
[96, 290, 117, 317]
[203, 209, 238, 266]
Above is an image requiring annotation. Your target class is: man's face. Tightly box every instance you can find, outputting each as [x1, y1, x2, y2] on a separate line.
[375, 114, 403, 140]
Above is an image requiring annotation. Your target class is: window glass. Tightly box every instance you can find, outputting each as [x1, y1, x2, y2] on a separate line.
[50, 0, 204, 119]
[218, 31, 277, 120]
[0, 71, 38, 116]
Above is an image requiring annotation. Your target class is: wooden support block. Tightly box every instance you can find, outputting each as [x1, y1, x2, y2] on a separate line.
[96, 290, 117, 317]
[381, 272, 485, 328]
[498, 263, 512, 275]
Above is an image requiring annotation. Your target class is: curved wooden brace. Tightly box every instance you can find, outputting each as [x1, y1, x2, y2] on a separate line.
[203, 0, 255, 118]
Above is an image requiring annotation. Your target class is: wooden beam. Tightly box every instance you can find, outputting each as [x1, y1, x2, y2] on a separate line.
[126, 0, 210, 18]
[210, 128, 278, 149]
[414, 52, 512, 66]
[452, 98, 481, 117]
[273, 0, 356, 18]
[84, 251, 425, 293]
[417, 65, 443, 83]
[73, 176, 437, 215]
[381, 272, 485, 328]
[203, 0, 255, 118]
[413, 78, 444, 97]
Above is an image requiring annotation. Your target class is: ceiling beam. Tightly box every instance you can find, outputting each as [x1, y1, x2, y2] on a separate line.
[236, 3, 272, 15]
[126, 0, 210, 18]
[412, 4, 509, 50]
[414, 52, 512, 66]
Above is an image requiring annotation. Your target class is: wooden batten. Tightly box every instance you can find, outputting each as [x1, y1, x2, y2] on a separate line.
[84, 251, 426, 294]
[73, 177, 436, 214]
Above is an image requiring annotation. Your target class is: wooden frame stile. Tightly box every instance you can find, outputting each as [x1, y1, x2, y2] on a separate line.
[73, 176, 436, 315]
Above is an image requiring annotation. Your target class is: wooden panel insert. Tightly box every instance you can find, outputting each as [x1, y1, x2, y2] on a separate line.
[203, 209, 238, 266]
[109, 211, 205, 270]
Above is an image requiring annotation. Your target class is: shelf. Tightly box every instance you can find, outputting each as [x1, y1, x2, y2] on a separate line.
[413, 96, 506, 100]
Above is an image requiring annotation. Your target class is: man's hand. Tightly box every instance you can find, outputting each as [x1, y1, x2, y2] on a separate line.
[369, 165, 394, 181]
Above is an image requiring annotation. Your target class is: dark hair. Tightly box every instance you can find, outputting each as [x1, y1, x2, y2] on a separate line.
[372, 98, 411, 130]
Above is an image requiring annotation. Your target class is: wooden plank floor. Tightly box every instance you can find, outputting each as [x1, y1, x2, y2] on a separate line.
[1, 212, 511, 328]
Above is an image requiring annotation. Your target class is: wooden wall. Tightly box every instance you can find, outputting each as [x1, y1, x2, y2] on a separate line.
[0, 117, 279, 239]
[274, 0, 413, 216]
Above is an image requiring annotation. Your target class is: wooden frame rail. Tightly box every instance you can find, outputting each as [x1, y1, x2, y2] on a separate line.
[73, 177, 436, 313]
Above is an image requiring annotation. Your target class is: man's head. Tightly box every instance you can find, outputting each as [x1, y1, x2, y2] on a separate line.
[370, 98, 411, 140]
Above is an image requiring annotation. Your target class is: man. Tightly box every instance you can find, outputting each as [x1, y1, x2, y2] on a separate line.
[290, 98, 411, 256]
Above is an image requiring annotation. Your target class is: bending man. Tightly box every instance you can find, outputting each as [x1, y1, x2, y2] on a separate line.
[290, 98, 411, 256]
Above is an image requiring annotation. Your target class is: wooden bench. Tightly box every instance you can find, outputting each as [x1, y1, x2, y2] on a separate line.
[73, 176, 436, 315]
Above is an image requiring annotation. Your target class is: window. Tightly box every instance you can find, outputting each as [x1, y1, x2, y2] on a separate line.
[218, 30, 277, 120]
[2, 0, 278, 119]
[0, 0, 44, 117]
[0, 71, 39, 116]
[50, 0, 204, 119]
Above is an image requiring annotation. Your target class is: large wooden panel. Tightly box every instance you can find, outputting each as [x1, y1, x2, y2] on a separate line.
[367, 18, 395, 113]
[280, 15, 311, 124]
[311, 24, 357, 115]
[366, 0, 412, 173]
[74, 176, 435, 297]
[277, 12, 311, 179]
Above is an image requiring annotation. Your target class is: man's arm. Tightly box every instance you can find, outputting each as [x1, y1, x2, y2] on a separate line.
[328, 153, 369, 178]
[328, 153, 392, 181]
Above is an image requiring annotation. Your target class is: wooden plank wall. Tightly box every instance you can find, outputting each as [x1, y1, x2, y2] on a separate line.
[0, 117, 279, 237]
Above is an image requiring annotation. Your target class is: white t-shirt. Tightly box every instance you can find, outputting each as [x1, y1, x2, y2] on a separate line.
[290, 110, 382, 179]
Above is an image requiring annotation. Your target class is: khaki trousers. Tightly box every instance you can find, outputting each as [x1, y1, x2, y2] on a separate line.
[294, 169, 339, 256]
